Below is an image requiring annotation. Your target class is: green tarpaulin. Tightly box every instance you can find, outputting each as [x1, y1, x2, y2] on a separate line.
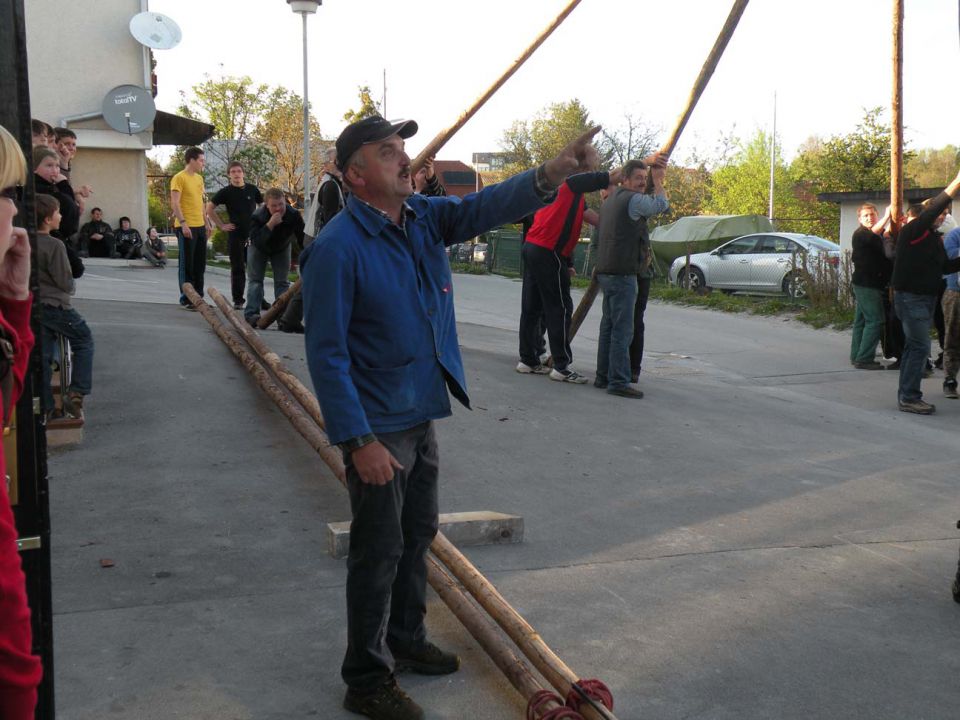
[651, 214, 774, 265]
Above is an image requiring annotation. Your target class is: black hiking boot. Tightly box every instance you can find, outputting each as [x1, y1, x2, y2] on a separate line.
[391, 640, 460, 675]
[343, 678, 423, 720]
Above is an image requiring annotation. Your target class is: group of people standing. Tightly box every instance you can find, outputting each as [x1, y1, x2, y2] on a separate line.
[516, 150, 670, 398]
[848, 168, 960, 414]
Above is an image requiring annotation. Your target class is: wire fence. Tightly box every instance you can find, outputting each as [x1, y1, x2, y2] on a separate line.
[484, 227, 597, 276]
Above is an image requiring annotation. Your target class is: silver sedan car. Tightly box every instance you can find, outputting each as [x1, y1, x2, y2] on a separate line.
[668, 232, 841, 298]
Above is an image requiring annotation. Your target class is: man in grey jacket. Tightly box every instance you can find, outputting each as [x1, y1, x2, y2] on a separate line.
[592, 155, 668, 398]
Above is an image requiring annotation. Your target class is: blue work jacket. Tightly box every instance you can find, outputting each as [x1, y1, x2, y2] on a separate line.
[301, 169, 545, 444]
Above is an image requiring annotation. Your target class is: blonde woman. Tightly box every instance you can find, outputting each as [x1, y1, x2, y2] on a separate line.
[0, 124, 42, 720]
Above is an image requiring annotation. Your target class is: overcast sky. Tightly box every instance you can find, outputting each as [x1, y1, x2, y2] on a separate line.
[147, 0, 959, 167]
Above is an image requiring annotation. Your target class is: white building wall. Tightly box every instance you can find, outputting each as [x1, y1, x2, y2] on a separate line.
[25, 0, 151, 232]
[837, 196, 953, 257]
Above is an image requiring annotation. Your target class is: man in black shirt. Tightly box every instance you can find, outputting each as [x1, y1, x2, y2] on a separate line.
[207, 161, 264, 308]
[114, 216, 144, 259]
[245, 188, 304, 326]
[78, 207, 117, 258]
[849, 203, 891, 369]
[891, 168, 960, 414]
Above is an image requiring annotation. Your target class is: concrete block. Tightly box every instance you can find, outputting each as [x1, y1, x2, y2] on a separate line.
[326, 510, 523, 559]
[47, 416, 84, 448]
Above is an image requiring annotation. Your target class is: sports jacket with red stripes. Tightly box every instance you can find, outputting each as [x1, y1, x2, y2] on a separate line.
[524, 171, 610, 259]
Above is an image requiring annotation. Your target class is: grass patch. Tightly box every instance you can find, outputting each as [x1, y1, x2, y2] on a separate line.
[449, 262, 489, 275]
[649, 280, 853, 329]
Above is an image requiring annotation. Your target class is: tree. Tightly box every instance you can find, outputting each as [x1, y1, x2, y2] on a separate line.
[145, 155, 171, 229]
[708, 130, 791, 215]
[342, 85, 382, 124]
[657, 164, 711, 227]
[177, 73, 274, 187]
[791, 107, 901, 193]
[705, 129, 825, 235]
[597, 113, 659, 169]
[906, 145, 960, 188]
[498, 99, 594, 176]
[253, 87, 330, 201]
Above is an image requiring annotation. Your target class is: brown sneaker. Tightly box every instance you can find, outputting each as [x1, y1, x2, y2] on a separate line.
[343, 678, 423, 720]
[392, 640, 460, 675]
[64, 392, 84, 418]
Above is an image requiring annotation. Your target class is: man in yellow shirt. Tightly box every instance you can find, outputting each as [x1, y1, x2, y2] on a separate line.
[170, 146, 207, 307]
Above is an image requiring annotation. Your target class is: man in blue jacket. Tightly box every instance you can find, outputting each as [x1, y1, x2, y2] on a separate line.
[300, 115, 600, 720]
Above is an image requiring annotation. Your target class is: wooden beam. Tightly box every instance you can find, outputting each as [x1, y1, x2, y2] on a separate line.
[257, 277, 301, 330]
[195, 283, 608, 718]
[410, 0, 583, 174]
[890, 0, 904, 227]
[566, 0, 752, 345]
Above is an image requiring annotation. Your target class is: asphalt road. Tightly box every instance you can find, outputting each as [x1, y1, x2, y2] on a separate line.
[53, 264, 960, 719]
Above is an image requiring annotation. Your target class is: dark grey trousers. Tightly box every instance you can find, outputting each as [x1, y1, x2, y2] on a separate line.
[341, 421, 440, 690]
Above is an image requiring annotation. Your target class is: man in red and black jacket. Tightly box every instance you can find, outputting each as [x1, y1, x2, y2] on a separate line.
[517, 166, 620, 383]
[890, 167, 960, 414]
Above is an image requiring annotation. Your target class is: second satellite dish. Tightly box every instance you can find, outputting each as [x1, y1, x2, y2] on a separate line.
[102, 85, 157, 135]
[129, 11, 182, 50]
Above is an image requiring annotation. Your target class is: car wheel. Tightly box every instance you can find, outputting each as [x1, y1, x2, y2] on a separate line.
[782, 271, 807, 299]
[679, 266, 705, 291]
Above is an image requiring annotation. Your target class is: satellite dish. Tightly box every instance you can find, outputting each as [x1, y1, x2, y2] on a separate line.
[101, 85, 157, 135]
[129, 11, 182, 50]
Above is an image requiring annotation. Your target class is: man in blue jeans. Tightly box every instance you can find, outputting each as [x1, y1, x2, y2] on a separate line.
[592, 155, 668, 398]
[301, 115, 602, 720]
[891, 168, 960, 414]
[244, 188, 304, 326]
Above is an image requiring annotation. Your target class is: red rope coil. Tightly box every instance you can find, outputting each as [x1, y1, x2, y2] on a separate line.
[565, 678, 614, 713]
[527, 689, 585, 720]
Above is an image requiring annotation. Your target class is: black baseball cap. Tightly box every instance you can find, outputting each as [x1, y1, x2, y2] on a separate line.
[336, 115, 419, 171]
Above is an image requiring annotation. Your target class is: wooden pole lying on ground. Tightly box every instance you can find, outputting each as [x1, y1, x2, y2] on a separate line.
[198, 286, 609, 719]
[890, 0, 904, 229]
[565, 0, 751, 343]
[182, 284, 345, 482]
[426, 558, 575, 719]
[430, 533, 616, 720]
[409, 0, 583, 175]
[209, 287, 323, 421]
[257, 277, 301, 330]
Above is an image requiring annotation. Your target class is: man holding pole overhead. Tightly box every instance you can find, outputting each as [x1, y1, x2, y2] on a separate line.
[300, 115, 602, 720]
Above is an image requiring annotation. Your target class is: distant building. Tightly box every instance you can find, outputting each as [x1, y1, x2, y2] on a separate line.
[471, 152, 513, 173]
[817, 188, 950, 255]
[435, 160, 484, 198]
[25, 0, 213, 231]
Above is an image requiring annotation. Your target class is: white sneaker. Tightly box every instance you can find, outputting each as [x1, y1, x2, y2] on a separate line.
[516, 361, 549, 375]
[549, 368, 588, 384]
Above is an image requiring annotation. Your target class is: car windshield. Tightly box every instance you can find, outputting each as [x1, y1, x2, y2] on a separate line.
[800, 236, 840, 252]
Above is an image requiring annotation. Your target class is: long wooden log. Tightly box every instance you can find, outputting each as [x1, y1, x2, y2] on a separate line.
[182, 284, 345, 482]
[427, 558, 574, 719]
[565, 0, 751, 343]
[660, 0, 750, 158]
[567, 268, 599, 340]
[198, 286, 593, 718]
[430, 533, 617, 720]
[257, 277, 301, 330]
[410, 0, 583, 175]
[890, 0, 904, 228]
[209, 286, 323, 422]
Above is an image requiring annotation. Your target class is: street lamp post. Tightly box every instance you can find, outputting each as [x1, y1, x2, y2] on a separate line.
[287, 0, 320, 207]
